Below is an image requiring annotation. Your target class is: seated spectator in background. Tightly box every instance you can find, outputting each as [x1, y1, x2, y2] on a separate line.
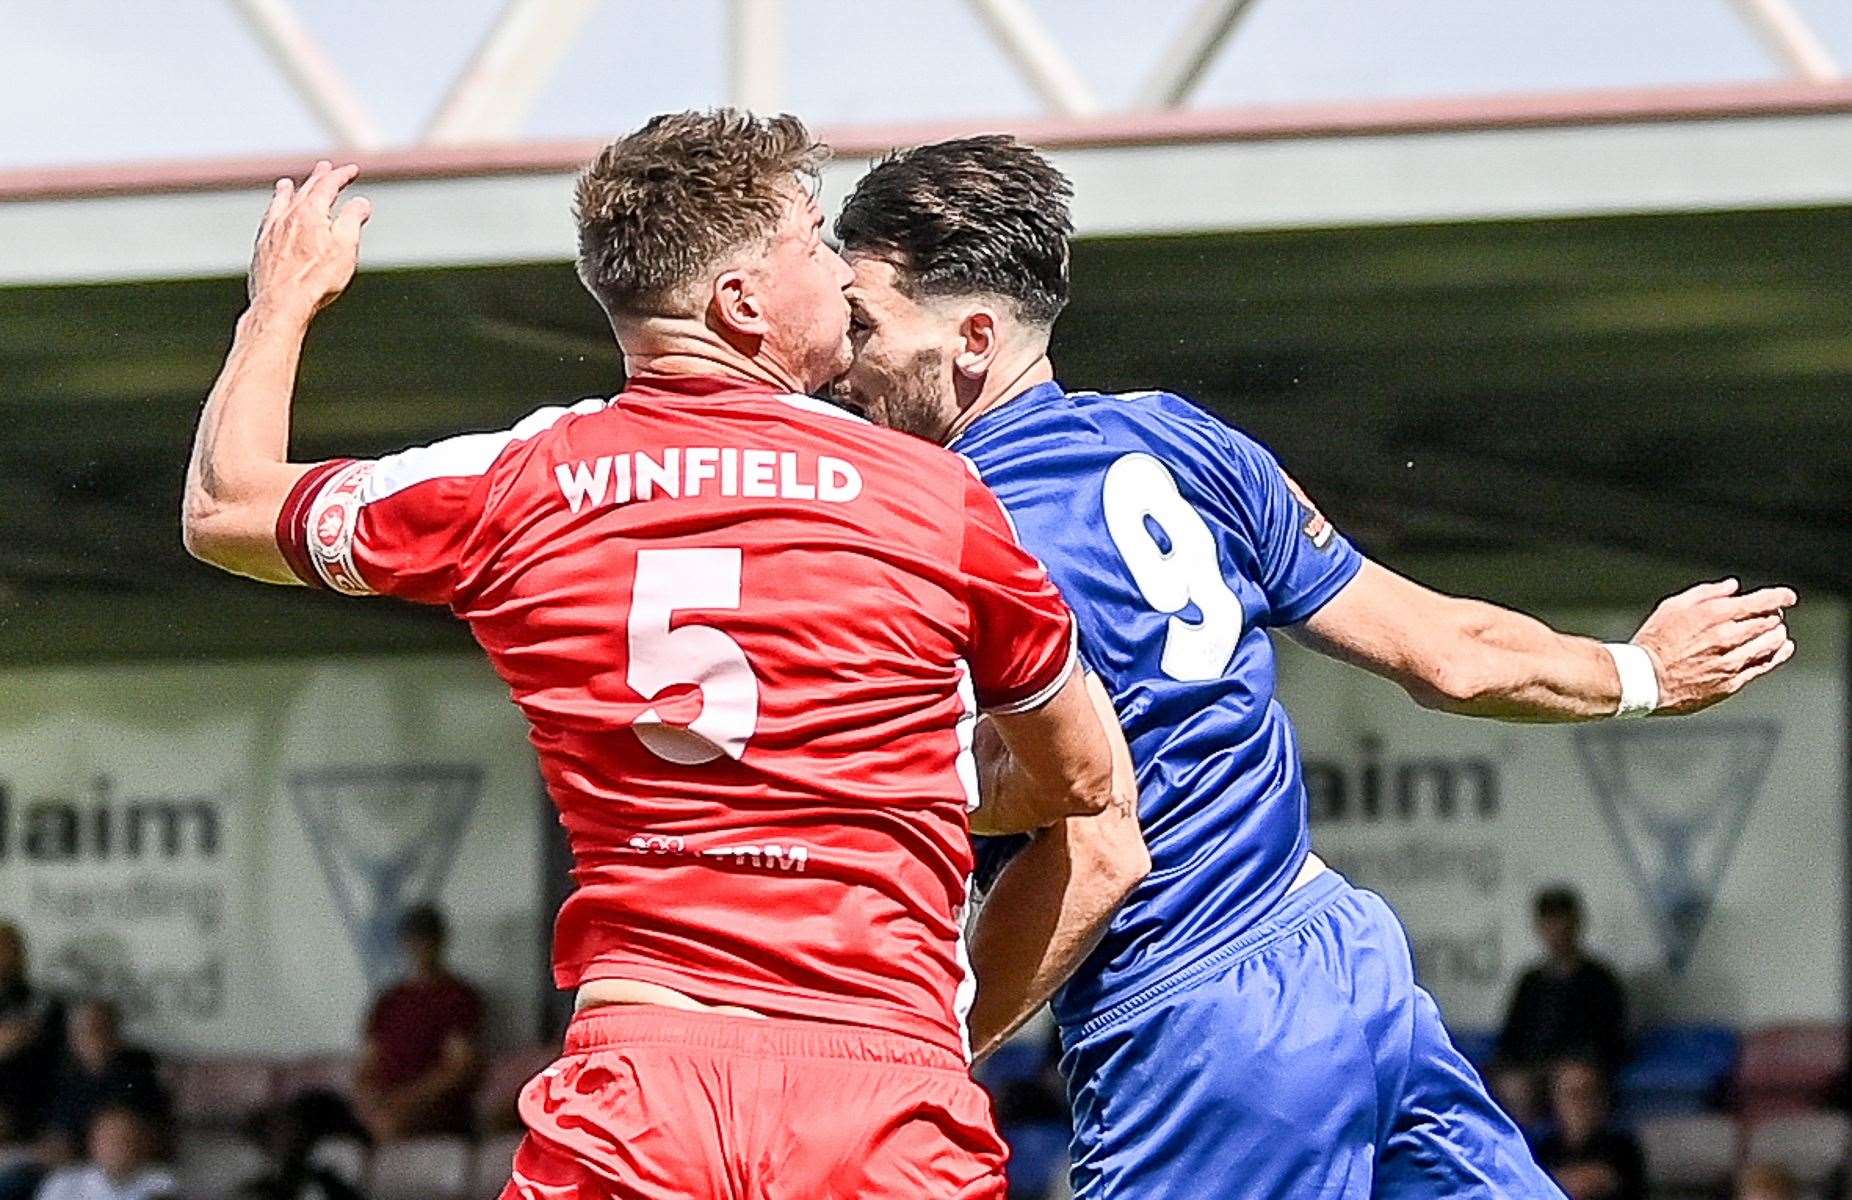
[1487, 1067, 1548, 1137]
[35, 1106, 175, 1200]
[235, 1092, 366, 1200]
[1495, 885, 1629, 1119]
[43, 1000, 169, 1159]
[0, 921, 65, 1141]
[1536, 1059, 1646, 1200]
[1734, 1162, 1801, 1200]
[353, 904, 483, 1140]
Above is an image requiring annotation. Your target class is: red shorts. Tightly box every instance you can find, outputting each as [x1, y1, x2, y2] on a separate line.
[498, 1006, 1008, 1200]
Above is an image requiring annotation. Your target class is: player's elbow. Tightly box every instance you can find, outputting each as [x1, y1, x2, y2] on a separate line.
[180, 495, 237, 569]
[1062, 758, 1119, 820]
[182, 504, 256, 575]
[181, 498, 287, 583]
[1030, 743, 1120, 825]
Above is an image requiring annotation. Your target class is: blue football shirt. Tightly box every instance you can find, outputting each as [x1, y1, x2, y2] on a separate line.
[955, 382, 1363, 1032]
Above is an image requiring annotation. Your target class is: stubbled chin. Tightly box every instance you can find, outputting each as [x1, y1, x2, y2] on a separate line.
[847, 393, 888, 425]
[847, 387, 892, 426]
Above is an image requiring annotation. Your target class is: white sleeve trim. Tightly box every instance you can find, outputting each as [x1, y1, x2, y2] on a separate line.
[981, 621, 1081, 715]
[774, 392, 872, 424]
[363, 396, 611, 503]
[303, 397, 611, 595]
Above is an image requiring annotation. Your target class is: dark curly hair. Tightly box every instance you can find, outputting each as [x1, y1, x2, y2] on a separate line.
[834, 134, 1073, 326]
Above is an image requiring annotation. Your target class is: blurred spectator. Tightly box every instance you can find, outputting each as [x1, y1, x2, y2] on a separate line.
[235, 1092, 366, 1200]
[0, 1144, 45, 1200]
[43, 1000, 169, 1158]
[1734, 1162, 1801, 1200]
[1494, 886, 1628, 1118]
[353, 904, 483, 1140]
[34, 1106, 176, 1200]
[1487, 1067, 1547, 1136]
[987, 1023, 1070, 1200]
[1535, 1059, 1646, 1200]
[0, 920, 65, 1141]
[995, 1024, 1067, 1129]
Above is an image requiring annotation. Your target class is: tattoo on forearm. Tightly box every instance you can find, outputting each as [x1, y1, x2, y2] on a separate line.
[190, 309, 304, 504]
[194, 398, 226, 496]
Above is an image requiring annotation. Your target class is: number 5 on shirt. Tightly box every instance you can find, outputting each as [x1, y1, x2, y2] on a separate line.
[629, 547, 761, 764]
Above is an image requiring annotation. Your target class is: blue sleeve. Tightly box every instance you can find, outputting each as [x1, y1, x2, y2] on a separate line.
[1218, 428, 1363, 626]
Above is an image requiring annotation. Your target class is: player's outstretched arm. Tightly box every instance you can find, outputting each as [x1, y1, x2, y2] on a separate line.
[1292, 560, 1796, 722]
[967, 674, 1148, 1061]
[974, 668, 1127, 835]
[182, 161, 371, 584]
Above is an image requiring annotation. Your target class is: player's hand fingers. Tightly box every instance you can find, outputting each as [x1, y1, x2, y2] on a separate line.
[333, 195, 372, 242]
[304, 161, 358, 211]
[1721, 623, 1789, 670]
[1734, 636, 1797, 688]
[1714, 586, 1797, 619]
[293, 160, 332, 213]
[295, 160, 330, 203]
[1722, 612, 1785, 642]
[1678, 578, 1739, 604]
[260, 177, 293, 232]
[1705, 611, 1783, 653]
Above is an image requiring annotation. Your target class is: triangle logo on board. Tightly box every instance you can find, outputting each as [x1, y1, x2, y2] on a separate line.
[289, 765, 482, 988]
[1573, 721, 1778, 975]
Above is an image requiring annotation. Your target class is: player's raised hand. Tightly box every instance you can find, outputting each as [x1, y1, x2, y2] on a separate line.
[247, 160, 372, 316]
[1630, 578, 1797, 715]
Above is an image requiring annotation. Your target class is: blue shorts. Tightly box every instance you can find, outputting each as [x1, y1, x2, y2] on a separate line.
[1060, 870, 1565, 1199]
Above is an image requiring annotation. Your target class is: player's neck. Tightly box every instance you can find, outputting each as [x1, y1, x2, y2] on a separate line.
[625, 349, 807, 395]
[943, 353, 1055, 444]
[619, 319, 810, 396]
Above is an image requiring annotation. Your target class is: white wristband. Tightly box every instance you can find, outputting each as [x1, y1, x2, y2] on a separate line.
[1604, 642, 1660, 718]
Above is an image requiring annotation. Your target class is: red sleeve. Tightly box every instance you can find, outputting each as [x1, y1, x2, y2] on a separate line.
[276, 457, 482, 605]
[959, 466, 1077, 713]
[276, 401, 609, 605]
[277, 458, 358, 590]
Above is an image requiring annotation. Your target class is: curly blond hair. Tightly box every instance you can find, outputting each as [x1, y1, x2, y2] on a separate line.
[574, 109, 828, 320]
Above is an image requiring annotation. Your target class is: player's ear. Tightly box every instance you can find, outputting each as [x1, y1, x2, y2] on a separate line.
[954, 308, 1000, 379]
[710, 268, 768, 340]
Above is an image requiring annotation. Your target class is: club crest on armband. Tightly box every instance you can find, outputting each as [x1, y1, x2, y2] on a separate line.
[314, 505, 348, 552]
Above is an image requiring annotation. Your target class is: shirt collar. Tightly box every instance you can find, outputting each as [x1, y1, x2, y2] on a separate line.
[622, 372, 782, 400]
[952, 380, 1067, 449]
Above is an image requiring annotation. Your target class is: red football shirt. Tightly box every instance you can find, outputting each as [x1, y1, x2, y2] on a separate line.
[278, 374, 1076, 1055]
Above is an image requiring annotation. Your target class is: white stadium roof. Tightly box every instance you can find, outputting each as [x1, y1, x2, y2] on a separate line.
[3, 80, 1852, 286]
[4, 0, 1850, 165]
[3, 0, 1851, 287]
